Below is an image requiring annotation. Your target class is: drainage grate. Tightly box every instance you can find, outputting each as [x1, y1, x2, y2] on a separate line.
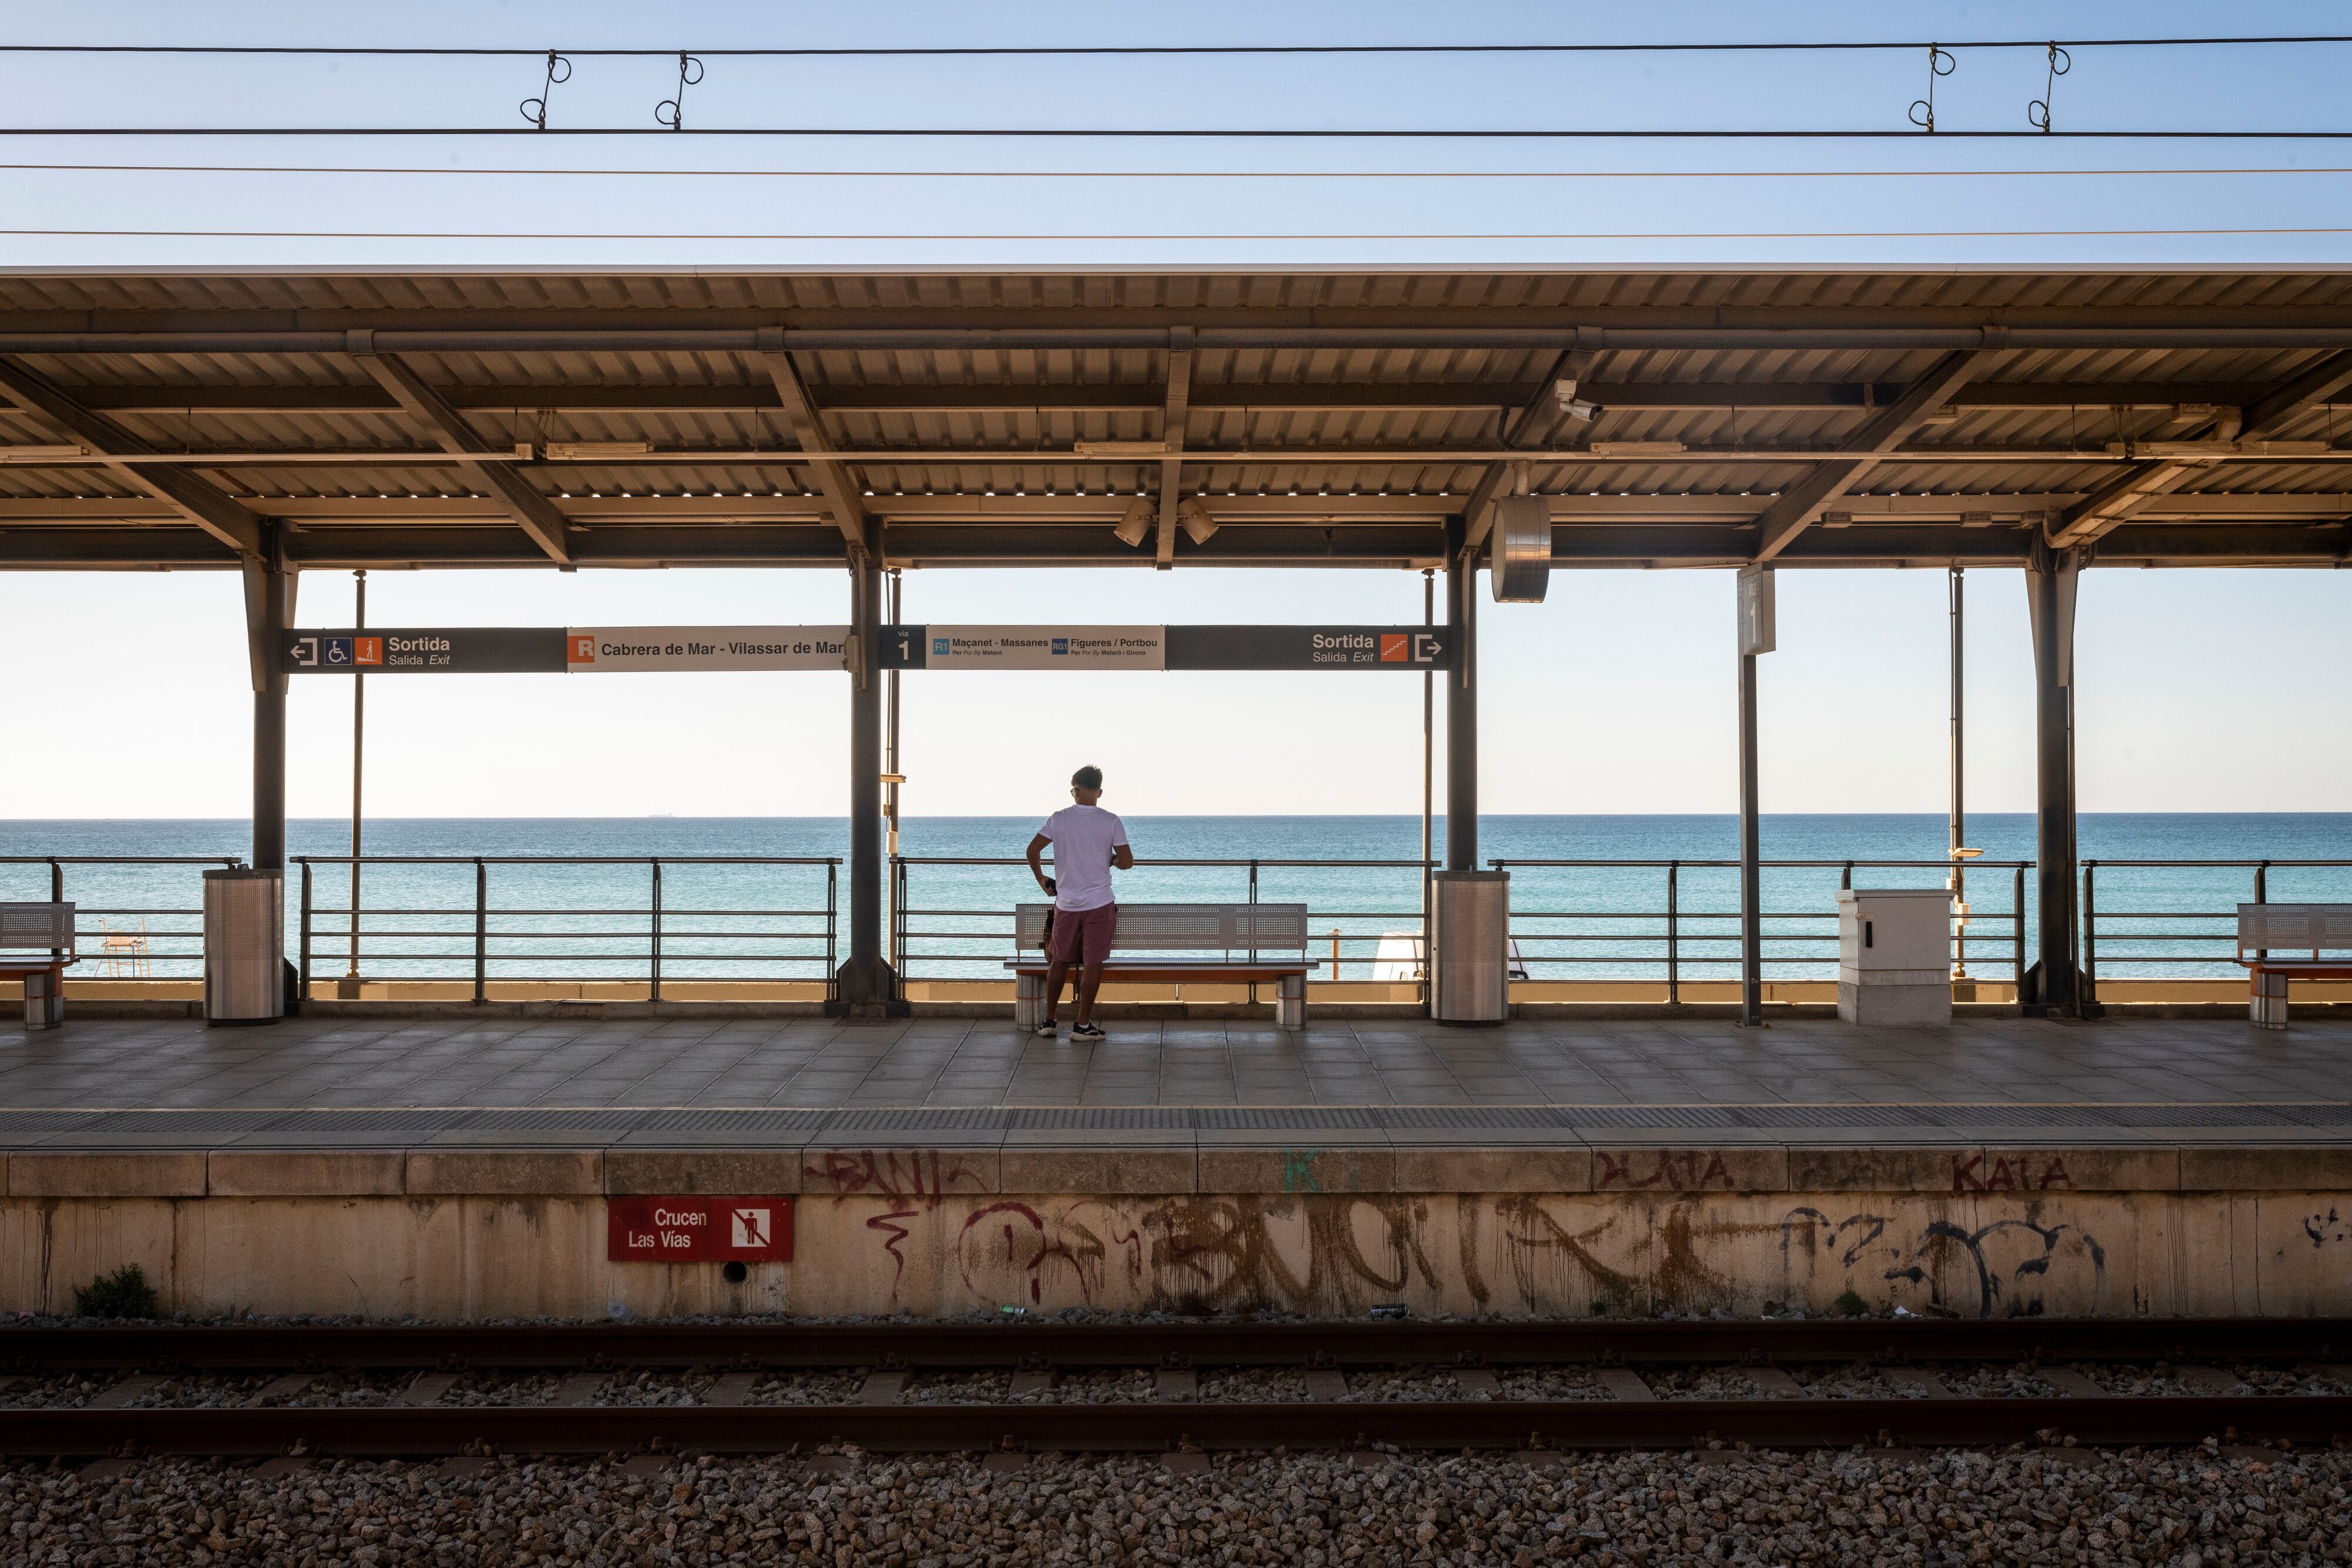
[1001, 1108, 1191, 1131]
[459, 1109, 652, 1132]
[1732, 1105, 1952, 1129]
[634, 1109, 833, 1134]
[1552, 1105, 1748, 1129]
[823, 1108, 1012, 1132]
[261, 1109, 484, 1135]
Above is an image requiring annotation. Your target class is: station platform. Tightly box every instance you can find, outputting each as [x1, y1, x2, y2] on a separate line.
[5, 1012, 2351, 1323]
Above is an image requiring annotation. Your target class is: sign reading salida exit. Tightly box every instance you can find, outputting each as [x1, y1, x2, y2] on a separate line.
[606, 1196, 794, 1263]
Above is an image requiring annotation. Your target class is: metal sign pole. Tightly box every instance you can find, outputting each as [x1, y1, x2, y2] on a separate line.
[348, 569, 365, 985]
[884, 569, 901, 959]
[1949, 566, 1967, 979]
[1421, 569, 1435, 985]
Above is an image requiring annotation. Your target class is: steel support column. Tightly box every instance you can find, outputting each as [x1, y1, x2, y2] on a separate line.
[1738, 649, 1763, 1027]
[1444, 519, 1478, 871]
[2023, 541, 2087, 1017]
[835, 546, 905, 1015]
[241, 549, 294, 873]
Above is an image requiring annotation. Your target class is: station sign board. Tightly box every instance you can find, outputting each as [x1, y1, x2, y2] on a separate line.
[881, 624, 1167, 670]
[880, 624, 1451, 671]
[283, 627, 567, 674]
[606, 1195, 794, 1263]
[286, 624, 1454, 674]
[565, 626, 850, 673]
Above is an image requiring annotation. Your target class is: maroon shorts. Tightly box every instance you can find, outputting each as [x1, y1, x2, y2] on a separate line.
[1048, 902, 1118, 967]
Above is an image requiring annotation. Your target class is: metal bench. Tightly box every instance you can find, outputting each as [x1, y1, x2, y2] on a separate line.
[2237, 903, 2352, 1029]
[1, 902, 77, 1031]
[1008, 902, 1319, 1031]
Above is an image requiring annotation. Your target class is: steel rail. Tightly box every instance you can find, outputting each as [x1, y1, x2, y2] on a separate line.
[4, 1396, 2347, 1459]
[7, 1317, 2347, 1370]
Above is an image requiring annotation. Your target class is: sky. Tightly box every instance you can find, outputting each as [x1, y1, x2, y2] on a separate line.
[1, 1, 2348, 819]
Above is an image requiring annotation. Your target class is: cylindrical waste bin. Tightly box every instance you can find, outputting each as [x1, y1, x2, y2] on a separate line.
[21, 966, 64, 1030]
[204, 868, 285, 1025]
[1429, 870, 1511, 1024]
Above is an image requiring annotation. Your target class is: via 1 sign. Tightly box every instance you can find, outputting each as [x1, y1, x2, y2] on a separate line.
[607, 1196, 793, 1263]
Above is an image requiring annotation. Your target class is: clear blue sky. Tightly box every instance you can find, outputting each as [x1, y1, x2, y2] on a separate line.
[2, 1, 2348, 818]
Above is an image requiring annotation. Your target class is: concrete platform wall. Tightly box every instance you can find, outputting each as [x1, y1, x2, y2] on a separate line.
[8, 1146, 2352, 1322]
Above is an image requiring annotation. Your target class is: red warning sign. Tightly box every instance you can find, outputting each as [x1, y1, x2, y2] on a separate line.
[606, 1196, 794, 1262]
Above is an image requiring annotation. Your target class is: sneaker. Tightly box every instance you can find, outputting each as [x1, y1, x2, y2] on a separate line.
[1070, 1022, 1107, 1041]
[1033, 1018, 1059, 1037]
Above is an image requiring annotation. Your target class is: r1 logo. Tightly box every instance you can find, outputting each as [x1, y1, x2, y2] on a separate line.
[933, 637, 950, 656]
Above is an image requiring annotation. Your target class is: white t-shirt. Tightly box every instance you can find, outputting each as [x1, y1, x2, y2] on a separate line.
[1038, 804, 1129, 912]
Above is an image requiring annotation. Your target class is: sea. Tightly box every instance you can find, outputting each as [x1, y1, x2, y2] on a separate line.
[4, 815, 2350, 987]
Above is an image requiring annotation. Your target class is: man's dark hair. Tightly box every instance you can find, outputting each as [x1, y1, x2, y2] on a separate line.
[1071, 765, 1104, 791]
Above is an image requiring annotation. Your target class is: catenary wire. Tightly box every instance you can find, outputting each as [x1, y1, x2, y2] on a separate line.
[2, 36, 2350, 56]
[11, 225, 2350, 240]
[4, 161, 2351, 179]
[8, 128, 2352, 139]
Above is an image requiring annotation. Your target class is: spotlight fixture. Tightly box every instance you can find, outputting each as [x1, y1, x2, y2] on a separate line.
[1178, 496, 1217, 545]
[1112, 496, 1154, 546]
[544, 440, 652, 460]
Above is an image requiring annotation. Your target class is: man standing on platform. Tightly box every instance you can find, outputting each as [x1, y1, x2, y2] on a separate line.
[1025, 765, 1133, 1041]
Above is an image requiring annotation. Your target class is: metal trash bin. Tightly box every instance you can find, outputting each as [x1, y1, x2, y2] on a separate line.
[1835, 888, 1953, 1025]
[1429, 870, 1511, 1024]
[204, 868, 286, 1025]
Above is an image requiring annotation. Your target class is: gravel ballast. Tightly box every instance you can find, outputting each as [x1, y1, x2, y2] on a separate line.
[6, 1442, 2347, 1566]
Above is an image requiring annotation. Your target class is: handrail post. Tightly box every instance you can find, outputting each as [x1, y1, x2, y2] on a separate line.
[2080, 860, 2098, 1005]
[48, 857, 64, 966]
[298, 859, 313, 1005]
[827, 861, 838, 1001]
[1840, 861, 1852, 891]
[649, 858, 663, 1004]
[472, 858, 487, 1006]
[2012, 864, 2026, 994]
[1666, 861, 1680, 1006]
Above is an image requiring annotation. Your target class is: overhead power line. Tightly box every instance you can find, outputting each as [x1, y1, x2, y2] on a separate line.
[6, 161, 2351, 179]
[2, 35, 2349, 56]
[8, 128, 2352, 140]
[11, 225, 2349, 240]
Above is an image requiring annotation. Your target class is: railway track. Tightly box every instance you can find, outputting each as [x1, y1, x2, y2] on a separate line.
[6, 1318, 2350, 1460]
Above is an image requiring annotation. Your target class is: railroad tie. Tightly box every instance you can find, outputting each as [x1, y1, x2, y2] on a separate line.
[552, 1371, 609, 1407]
[395, 1372, 462, 1408]
[83, 1375, 162, 1411]
[2174, 1366, 2243, 1396]
[1008, 1369, 1055, 1398]
[242, 1372, 318, 1408]
[1880, 1368, 1953, 1399]
[1155, 1368, 1199, 1403]
[702, 1372, 761, 1406]
[1595, 1368, 1656, 1402]
[1745, 1367, 1810, 1400]
[1304, 1368, 1350, 1402]
[1452, 1369, 1503, 1400]
[2036, 1367, 2109, 1398]
[857, 1370, 908, 1406]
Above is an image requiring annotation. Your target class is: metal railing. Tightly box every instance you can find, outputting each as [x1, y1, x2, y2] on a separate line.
[891, 856, 1433, 980]
[1490, 858, 2033, 997]
[2083, 858, 2352, 999]
[295, 855, 839, 1001]
[0, 855, 244, 978]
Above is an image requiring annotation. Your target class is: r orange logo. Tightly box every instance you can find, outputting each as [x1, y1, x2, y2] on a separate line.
[569, 635, 596, 664]
[1379, 634, 1408, 662]
[353, 637, 383, 666]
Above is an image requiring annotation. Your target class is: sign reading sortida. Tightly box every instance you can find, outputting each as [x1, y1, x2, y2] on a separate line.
[565, 626, 850, 673]
[283, 628, 567, 674]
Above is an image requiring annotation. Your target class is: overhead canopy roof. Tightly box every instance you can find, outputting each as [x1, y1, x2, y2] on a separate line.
[1, 266, 2348, 573]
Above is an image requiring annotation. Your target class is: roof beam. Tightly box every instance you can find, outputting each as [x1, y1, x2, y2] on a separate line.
[59, 379, 2333, 417]
[0, 355, 263, 556]
[756, 331, 868, 556]
[1157, 328, 1194, 567]
[2053, 349, 2352, 547]
[345, 335, 571, 564]
[1752, 352, 1992, 561]
[1459, 351, 1585, 554]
